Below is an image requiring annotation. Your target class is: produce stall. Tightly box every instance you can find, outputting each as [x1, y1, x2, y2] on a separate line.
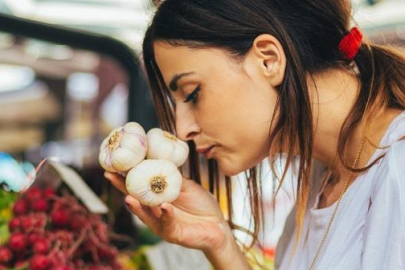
[0, 156, 155, 270]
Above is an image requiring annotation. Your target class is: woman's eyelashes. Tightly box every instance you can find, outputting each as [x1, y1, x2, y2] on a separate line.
[183, 85, 201, 104]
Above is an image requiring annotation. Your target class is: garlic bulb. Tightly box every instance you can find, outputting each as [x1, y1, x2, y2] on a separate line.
[146, 128, 189, 167]
[126, 159, 182, 206]
[99, 122, 147, 173]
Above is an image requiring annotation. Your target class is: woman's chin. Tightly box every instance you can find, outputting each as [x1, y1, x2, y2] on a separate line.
[217, 160, 248, 177]
[216, 154, 267, 176]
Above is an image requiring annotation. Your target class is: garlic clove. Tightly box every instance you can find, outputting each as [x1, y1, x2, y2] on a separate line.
[99, 122, 147, 173]
[111, 147, 144, 172]
[170, 141, 189, 167]
[126, 159, 182, 207]
[146, 128, 189, 167]
[99, 137, 117, 172]
[99, 127, 124, 172]
[120, 122, 147, 147]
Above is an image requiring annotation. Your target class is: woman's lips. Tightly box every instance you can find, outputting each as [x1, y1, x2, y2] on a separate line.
[196, 146, 215, 159]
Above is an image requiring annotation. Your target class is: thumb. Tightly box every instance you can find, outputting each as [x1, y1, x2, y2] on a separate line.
[159, 203, 179, 243]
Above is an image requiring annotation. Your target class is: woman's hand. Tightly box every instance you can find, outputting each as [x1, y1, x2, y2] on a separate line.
[105, 172, 252, 269]
[104, 172, 229, 253]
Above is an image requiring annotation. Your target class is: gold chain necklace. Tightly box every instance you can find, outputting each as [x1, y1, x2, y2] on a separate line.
[308, 135, 366, 270]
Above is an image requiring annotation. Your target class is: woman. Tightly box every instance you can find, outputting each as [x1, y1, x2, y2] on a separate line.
[105, 0, 405, 269]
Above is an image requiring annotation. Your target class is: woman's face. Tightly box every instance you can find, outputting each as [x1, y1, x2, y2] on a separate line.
[154, 42, 278, 176]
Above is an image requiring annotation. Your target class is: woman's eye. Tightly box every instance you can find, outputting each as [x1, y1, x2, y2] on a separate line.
[183, 85, 201, 104]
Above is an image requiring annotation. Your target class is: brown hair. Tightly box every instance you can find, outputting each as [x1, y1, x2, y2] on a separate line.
[142, 0, 405, 250]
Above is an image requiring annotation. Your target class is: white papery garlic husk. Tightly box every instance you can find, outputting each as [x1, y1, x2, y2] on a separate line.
[146, 128, 189, 167]
[99, 122, 147, 173]
[126, 159, 182, 207]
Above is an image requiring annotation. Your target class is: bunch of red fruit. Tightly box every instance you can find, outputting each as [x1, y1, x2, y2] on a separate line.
[0, 187, 122, 270]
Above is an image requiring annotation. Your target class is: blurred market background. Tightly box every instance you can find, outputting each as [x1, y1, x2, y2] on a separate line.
[0, 0, 404, 269]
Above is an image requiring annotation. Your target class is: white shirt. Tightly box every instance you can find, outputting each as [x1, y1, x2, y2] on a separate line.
[275, 111, 405, 270]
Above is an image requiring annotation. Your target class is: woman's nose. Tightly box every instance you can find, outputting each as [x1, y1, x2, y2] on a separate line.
[175, 106, 200, 141]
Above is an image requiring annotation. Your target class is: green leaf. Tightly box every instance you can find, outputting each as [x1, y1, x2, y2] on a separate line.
[0, 190, 17, 210]
[131, 247, 152, 270]
[0, 221, 9, 245]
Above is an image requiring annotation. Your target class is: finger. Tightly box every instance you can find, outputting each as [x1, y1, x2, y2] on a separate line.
[150, 206, 162, 218]
[160, 203, 175, 219]
[159, 203, 178, 242]
[105, 172, 128, 195]
[104, 171, 125, 181]
[125, 195, 160, 232]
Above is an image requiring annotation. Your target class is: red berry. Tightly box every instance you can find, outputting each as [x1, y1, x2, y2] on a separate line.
[25, 187, 42, 203]
[33, 238, 50, 254]
[30, 254, 50, 270]
[21, 216, 36, 231]
[51, 209, 70, 227]
[43, 188, 56, 198]
[8, 218, 21, 232]
[28, 233, 41, 245]
[33, 215, 47, 228]
[13, 200, 29, 215]
[8, 233, 28, 252]
[33, 198, 49, 212]
[0, 246, 13, 264]
[69, 215, 88, 232]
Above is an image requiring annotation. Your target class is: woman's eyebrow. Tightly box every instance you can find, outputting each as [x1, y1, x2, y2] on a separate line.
[169, 72, 195, 91]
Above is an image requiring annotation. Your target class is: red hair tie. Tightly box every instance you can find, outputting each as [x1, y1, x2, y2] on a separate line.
[338, 27, 363, 60]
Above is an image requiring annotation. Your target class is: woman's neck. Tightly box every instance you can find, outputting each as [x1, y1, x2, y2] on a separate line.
[309, 67, 361, 168]
[308, 67, 401, 174]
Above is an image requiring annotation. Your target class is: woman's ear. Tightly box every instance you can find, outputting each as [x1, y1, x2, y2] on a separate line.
[251, 34, 286, 87]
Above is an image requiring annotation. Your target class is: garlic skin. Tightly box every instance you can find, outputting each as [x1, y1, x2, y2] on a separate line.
[99, 122, 147, 173]
[126, 159, 182, 207]
[146, 128, 189, 167]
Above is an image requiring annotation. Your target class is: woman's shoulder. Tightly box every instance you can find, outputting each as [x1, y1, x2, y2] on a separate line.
[365, 109, 405, 199]
[370, 138, 405, 198]
[371, 110, 405, 181]
[384, 138, 405, 177]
